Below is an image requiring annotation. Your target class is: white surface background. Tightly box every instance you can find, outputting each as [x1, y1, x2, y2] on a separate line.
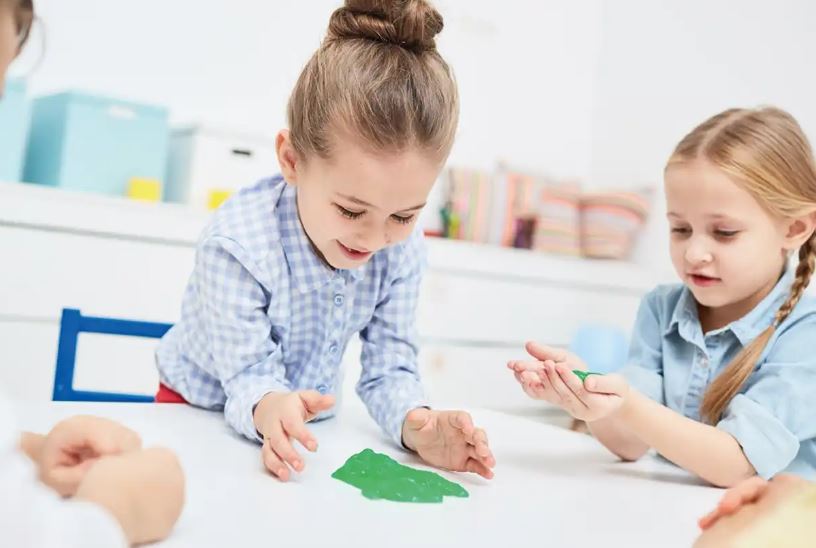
[15, 400, 722, 548]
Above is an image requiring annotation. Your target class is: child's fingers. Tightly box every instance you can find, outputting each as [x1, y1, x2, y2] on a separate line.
[521, 382, 541, 400]
[299, 391, 336, 420]
[554, 363, 589, 405]
[465, 457, 494, 479]
[698, 478, 766, 529]
[469, 428, 495, 467]
[520, 371, 540, 384]
[507, 360, 541, 373]
[525, 341, 568, 363]
[521, 372, 555, 401]
[85, 423, 142, 456]
[261, 438, 290, 481]
[282, 415, 318, 453]
[46, 458, 99, 496]
[524, 377, 551, 400]
[544, 363, 584, 410]
[469, 427, 489, 454]
[697, 509, 720, 530]
[447, 411, 476, 438]
[718, 476, 767, 512]
[584, 373, 627, 395]
[266, 422, 304, 473]
[465, 443, 495, 473]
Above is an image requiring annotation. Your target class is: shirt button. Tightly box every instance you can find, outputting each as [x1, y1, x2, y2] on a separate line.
[317, 384, 329, 395]
[329, 343, 339, 355]
[334, 294, 345, 307]
[700, 357, 709, 368]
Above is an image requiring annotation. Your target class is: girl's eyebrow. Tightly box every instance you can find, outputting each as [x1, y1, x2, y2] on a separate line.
[667, 212, 740, 222]
[706, 213, 736, 221]
[336, 193, 426, 213]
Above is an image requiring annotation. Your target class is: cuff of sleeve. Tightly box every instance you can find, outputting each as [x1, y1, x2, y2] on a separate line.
[618, 364, 665, 405]
[61, 500, 129, 548]
[717, 393, 799, 479]
[224, 380, 291, 443]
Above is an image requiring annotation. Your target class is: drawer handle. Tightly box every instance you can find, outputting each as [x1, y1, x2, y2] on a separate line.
[231, 148, 253, 157]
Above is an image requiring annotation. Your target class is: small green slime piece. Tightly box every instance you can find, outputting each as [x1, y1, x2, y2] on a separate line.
[331, 448, 469, 503]
[572, 369, 602, 382]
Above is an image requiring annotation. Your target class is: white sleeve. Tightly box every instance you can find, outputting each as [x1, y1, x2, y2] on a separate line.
[1, 447, 128, 548]
[0, 397, 128, 548]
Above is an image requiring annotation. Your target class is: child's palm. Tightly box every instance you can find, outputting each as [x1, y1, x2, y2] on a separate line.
[570, 389, 625, 421]
[508, 341, 629, 422]
[402, 409, 495, 479]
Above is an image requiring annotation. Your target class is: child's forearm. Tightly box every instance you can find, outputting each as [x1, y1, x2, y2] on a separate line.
[587, 416, 650, 461]
[618, 390, 755, 487]
[19, 432, 46, 464]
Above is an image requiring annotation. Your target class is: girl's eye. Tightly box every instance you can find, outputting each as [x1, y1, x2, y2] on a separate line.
[391, 214, 415, 225]
[714, 230, 739, 239]
[336, 205, 365, 220]
[671, 227, 691, 235]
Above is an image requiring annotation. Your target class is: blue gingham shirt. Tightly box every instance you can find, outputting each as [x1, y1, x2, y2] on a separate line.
[156, 176, 428, 445]
[621, 267, 816, 479]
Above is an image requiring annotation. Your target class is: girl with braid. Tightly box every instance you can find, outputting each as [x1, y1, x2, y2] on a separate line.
[509, 107, 816, 487]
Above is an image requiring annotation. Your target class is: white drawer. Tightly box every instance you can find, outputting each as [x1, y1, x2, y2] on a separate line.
[0, 320, 59, 401]
[0, 225, 193, 323]
[418, 272, 641, 345]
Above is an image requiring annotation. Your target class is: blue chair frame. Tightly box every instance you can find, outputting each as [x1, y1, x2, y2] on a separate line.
[53, 308, 173, 402]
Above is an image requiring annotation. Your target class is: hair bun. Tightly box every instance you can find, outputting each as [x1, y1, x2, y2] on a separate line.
[328, 0, 443, 52]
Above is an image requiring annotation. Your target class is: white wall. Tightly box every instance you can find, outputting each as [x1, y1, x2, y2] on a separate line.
[15, 0, 602, 180]
[590, 0, 816, 274]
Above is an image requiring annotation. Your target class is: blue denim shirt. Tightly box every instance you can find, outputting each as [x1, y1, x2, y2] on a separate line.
[621, 268, 816, 479]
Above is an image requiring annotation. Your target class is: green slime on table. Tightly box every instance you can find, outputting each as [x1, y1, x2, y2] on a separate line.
[331, 448, 469, 503]
[572, 370, 602, 382]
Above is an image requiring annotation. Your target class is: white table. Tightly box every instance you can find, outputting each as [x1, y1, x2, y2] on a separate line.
[16, 399, 721, 548]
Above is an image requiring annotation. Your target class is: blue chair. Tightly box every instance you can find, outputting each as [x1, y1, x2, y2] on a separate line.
[569, 324, 629, 374]
[53, 308, 173, 402]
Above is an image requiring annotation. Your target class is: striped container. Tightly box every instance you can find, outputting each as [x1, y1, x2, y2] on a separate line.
[579, 190, 651, 259]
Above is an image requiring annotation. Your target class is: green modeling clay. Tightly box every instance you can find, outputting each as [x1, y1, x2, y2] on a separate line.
[332, 448, 469, 503]
[573, 370, 601, 382]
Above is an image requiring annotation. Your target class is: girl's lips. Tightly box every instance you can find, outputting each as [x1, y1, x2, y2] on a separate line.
[689, 274, 721, 287]
[337, 241, 372, 261]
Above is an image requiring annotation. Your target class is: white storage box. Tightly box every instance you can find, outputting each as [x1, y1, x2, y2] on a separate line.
[165, 125, 278, 209]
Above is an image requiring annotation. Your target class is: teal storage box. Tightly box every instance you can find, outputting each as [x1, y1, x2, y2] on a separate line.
[0, 79, 31, 182]
[23, 91, 169, 195]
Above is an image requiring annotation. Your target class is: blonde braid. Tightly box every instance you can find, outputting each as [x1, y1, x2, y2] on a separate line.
[774, 233, 816, 326]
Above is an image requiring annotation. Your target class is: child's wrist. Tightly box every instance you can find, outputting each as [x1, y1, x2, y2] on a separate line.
[252, 391, 284, 433]
[614, 387, 641, 422]
[401, 428, 416, 452]
[400, 411, 420, 452]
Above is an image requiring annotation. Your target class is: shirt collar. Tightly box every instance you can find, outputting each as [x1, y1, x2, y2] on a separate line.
[275, 182, 365, 294]
[729, 267, 794, 345]
[665, 266, 795, 346]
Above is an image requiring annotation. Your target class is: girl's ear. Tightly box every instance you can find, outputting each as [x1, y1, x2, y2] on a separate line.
[276, 130, 301, 185]
[782, 211, 816, 251]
